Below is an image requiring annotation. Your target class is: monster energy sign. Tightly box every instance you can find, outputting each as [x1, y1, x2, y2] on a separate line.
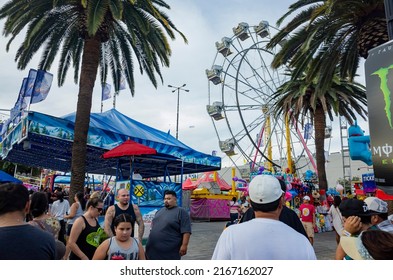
[365, 40, 393, 194]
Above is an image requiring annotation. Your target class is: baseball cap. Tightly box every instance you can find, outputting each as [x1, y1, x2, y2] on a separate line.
[339, 199, 374, 217]
[364, 197, 388, 213]
[249, 175, 283, 204]
[303, 195, 310, 201]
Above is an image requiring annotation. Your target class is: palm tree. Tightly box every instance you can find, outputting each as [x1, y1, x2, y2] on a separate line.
[272, 69, 368, 194]
[267, 0, 388, 94]
[0, 0, 187, 201]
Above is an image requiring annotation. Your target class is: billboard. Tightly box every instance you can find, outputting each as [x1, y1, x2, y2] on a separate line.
[364, 40, 393, 194]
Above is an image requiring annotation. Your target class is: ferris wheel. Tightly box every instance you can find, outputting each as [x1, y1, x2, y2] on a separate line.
[206, 21, 319, 177]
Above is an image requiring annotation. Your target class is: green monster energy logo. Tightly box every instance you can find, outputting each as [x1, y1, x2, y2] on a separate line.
[372, 65, 393, 128]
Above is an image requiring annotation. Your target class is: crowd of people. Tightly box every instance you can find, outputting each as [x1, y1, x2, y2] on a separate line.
[0, 182, 191, 260]
[0, 175, 392, 260]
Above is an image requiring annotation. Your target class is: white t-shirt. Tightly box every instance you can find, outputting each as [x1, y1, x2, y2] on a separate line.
[212, 218, 317, 260]
[328, 205, 343, 235]
[51, 200, 70, 221]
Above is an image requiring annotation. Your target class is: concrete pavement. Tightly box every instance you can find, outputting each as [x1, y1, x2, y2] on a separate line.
[182, 221, 337, 260]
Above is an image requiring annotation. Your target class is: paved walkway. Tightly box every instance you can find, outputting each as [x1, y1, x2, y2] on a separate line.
[182, 221, 337, 260]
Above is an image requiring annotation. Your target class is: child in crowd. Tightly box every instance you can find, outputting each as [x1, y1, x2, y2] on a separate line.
[93, 213, 145, 260]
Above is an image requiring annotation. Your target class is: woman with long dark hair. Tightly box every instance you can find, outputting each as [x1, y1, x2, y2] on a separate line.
[68, 197, 107, 260]
[328, 196, 343, 244]
[63, 191, 86, 259]
[29, 191, 65, 259]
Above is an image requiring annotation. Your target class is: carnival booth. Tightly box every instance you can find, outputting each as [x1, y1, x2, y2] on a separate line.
[184, 171, 234, 220]
[0, 109, 222, 224]
[353, 173, 393, 200]
[0, 170, 22, 184]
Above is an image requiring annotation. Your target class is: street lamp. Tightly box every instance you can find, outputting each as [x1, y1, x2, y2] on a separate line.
[168, 84, 189, 139]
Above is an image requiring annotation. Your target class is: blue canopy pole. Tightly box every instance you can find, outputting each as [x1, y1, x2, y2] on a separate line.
[180, 159, 184, 186]
[129, 156, 134, 204]
[115, 158, 120, 194]
[92, 174, 95, 191]
[164, 164, 171, 183]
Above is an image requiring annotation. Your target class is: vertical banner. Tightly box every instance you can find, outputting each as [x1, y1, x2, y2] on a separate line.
[101, 83, 112, 101]
[31, 69, 53, 104]
[362, 173, 376, 194]
[364, 40, 393, 194]
[304, 123, 313, 140]
[23, 69, 38, 107]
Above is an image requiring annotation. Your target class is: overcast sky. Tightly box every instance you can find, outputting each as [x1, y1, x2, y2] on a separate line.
[0, 0, 370, 170]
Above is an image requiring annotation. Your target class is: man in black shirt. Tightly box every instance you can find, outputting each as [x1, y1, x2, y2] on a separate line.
[0, 183, 56, 260]
[239, 179, 307, 238]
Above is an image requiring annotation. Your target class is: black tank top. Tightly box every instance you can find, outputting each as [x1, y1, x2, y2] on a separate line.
[111, 204, 137, 237]
[69, 216, 101, 260]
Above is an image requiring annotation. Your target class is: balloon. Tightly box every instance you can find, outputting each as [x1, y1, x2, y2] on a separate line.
[257, 166, 265, 174]
[285, 191, 292, 201]
[336, 184, 344, 194]
[286, 183, 292, 190]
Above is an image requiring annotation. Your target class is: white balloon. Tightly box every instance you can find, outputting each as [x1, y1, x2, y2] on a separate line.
[336, 184, 344, 192]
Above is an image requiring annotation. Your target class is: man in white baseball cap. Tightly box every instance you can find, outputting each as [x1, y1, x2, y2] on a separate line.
[364, 197, 393, 232]
[212, 175, 316, 260]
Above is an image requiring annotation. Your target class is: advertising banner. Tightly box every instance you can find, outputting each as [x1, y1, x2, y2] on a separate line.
[364, 40, 393, 194]
[361, 173, 376, 193]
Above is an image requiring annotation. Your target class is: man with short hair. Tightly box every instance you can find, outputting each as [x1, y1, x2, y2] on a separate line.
[364, 196, 393, 232]
[145, 190, 192, 260]
[239, 179, 308, 238]
[104, 188, 144, 241]
[212, 175, 316, 260]
[0, 183, 56, 260]
[298, 195, 316, 245]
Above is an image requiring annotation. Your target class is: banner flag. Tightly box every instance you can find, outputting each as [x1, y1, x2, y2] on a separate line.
[25, 69, 38, 98]
[304, 123, 313, 140]
[119, 75, 126, 90]
[31, 69, 53, 104]
[101, 83, 111, 101]
[17, 78, 29, 110]
[0, 119, 10, 135]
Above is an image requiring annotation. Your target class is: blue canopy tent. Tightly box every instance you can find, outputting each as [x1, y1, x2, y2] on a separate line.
[1, 109, 221, 179]
[0, 170, 22, 184]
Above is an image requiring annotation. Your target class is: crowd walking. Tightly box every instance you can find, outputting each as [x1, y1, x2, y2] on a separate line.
[0, 180, 392, 261]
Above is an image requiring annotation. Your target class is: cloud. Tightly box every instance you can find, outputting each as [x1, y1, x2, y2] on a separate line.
[1, 0, 367, 170]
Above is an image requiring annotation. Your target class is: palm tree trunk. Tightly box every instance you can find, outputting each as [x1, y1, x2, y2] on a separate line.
[69, 38, 101, 203]
[314, 106, 328, 198]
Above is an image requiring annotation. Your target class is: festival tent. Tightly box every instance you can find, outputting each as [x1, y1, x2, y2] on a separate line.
[0, 170, 22, 184]
[0, 109, 221, 178]
[101, 139, 157, 158]
[53, 175, 102, 185]
[182, 177, 197, 190]
[182, 171, 232, 191]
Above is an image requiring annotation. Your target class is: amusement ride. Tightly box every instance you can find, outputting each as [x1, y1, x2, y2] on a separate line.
[205, 21, 322, 184]
[186, 20, 333, 221]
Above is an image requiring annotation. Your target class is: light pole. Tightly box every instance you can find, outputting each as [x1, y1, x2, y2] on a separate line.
[168, 84, 189, 139]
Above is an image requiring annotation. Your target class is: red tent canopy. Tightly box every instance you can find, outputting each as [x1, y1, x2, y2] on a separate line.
[101, 139, 157, 159]
[182, 171, 232, 191]
[182, 177, 197, 190]
[376, 189, 393, 200]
